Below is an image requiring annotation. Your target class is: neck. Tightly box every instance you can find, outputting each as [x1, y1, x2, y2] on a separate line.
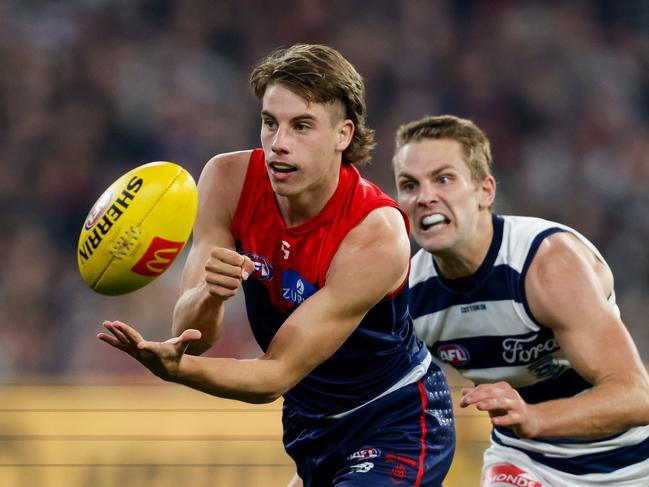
[276, 168, 341, 228]
[433, 212, 494, 279]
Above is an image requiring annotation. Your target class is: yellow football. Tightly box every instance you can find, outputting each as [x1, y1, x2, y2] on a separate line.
[78, 161, 198, 295]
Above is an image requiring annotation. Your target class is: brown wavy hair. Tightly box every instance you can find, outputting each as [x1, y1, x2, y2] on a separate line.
[250, 44, 375, 166]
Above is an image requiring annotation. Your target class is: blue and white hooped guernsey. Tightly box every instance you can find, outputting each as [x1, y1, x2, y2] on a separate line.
[410, 214, 649, 483]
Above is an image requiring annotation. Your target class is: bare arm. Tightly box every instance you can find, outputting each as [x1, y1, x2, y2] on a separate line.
[175, 206, 410, 402]
[286, 473, 303, 487]
[101, 206, 410, 404]
[461, 232, 649, 438]
[171, 151, 252, 354]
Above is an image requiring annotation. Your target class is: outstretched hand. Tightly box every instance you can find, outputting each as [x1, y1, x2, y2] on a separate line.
[98, 321, 202, 381]
[459, 381, 540, 438]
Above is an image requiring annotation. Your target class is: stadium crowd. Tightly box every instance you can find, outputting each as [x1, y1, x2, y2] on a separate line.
[0, 0, 647, 378]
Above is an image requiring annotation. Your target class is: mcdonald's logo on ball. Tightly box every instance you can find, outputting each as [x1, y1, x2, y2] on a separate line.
[77, 161, 198, 295]
[131, 237, 185, 276]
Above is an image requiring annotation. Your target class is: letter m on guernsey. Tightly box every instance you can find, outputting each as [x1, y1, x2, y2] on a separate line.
[131, 236, 185, 276]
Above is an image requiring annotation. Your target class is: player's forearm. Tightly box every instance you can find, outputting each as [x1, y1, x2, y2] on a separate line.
[172, 283, 225, 354]
[531, 374, 649, 438]
[173, 354, 290, 404]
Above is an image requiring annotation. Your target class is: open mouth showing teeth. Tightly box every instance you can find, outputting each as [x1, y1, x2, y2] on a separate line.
[270, 163, 297, 174]
[420, 214, 449, 230]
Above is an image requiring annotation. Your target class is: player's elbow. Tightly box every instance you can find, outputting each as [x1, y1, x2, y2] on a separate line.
[247, 390, 283, 404]
[172, 318, 219, 355]
[613, 372, 649, 429]
[635, 375, 649, 425]
[244, 381, 288, 404]
[249, 363, 300, 404]
[171, 323, 222, 356]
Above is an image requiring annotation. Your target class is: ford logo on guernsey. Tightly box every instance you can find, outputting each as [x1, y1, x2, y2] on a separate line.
[241, 252, 273, 281]
[436, 343, 471, 367]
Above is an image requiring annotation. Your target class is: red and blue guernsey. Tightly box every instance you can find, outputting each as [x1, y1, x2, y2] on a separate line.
[231, 149, 429, 418]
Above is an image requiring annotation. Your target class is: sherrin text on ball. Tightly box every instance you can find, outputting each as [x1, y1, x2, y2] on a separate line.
[78, 161, 198, 295]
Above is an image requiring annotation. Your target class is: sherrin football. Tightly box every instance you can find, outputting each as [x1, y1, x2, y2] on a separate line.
[78, 161, 198, 295]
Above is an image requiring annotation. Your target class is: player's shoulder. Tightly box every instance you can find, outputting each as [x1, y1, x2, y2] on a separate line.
[507, 212, 599, 268]
[498, 214, 571, 266]
[501, 214, 565, 237]
[336, 206, 410, 269]
[534, 231, 596, 268]
[194, 150, 255, 227]
[328, 205, 410, 294]
[201, 149, 254, 182]
[525, 226, 615, 327]
[199, 150, 254, 196]
[357, 206, 408, 243]
[527, 228, 612, 298]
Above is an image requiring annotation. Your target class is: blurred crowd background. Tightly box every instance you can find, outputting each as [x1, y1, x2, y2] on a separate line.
[1, 0, 648, 379]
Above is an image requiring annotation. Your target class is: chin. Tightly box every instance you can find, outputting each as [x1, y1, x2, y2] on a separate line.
[415, 233, 451, 254]
[270, 180, 299, 197]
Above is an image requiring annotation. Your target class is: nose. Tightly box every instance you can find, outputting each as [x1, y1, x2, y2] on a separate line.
[417, 182, 438, 206]
[271, 126, 289, 154]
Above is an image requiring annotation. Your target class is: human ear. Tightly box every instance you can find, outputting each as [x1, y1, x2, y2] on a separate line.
[335, 119, 354, 152]
[479, 175, 496, 209]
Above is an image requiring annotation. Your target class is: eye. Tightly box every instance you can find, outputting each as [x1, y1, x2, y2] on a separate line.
[262, 118, 276, 130]
[294, 121, 310, 132]
[437, 174, 452, 184]
[399, 180, 417, 192]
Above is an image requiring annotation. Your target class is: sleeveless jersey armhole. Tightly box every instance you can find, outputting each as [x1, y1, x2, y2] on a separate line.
[519, 227, 567, 326]
[319, 199, 410, 301]
[231, 149, 264, 239]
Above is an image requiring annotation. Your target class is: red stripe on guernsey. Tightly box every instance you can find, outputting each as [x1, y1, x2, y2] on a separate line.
[415, 380, 428, 486]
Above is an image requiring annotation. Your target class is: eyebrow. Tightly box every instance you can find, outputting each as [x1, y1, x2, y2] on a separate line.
[428, 164, 454, 176]
[395, 170, 415, 180]
[261, 110, 317, 123]
[396, 164, 454, 180]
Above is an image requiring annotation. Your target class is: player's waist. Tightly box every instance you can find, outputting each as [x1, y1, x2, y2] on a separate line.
[491, 424, 649, 475]
[283, 343, 431, 419]
[325, 349, 432, 419]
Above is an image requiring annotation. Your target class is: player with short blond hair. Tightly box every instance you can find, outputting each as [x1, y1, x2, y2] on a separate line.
[394, 114, 649, 486]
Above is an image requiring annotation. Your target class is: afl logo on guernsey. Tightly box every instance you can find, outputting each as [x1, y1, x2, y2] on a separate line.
[436, 344, 471, 367]
[242, 252, 273, 281]
[347, 447, 381, 461]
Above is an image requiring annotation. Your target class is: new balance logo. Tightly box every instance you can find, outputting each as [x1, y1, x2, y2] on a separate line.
[349, 462, 374, 474]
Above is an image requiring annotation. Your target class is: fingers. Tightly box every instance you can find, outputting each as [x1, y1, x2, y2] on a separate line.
[164, 329, 202, 345]
[98, 321, 146, 354]
[204, 248, 253, 298]
[105, 320, 144, 342]
[97, 332, 122, 348]
[459, 382, 533, 434]
[241, 255, 255, 280]
[459, 382, 517, 409]
[207, 248, 249, 277]
[97, 321, 188, 382]
[161, 329, 202, 357]
[491, 411, 525, 427]
[474, 396, 517, 414]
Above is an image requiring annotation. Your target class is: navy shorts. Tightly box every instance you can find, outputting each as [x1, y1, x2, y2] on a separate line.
[282, 365, 455, 486]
